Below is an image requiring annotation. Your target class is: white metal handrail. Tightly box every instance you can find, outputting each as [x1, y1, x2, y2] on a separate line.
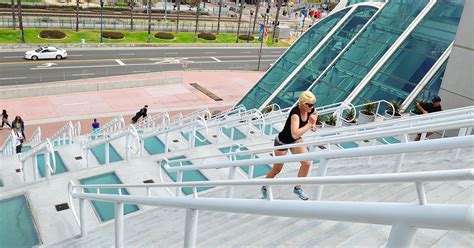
[50, 121, 74, 146]
[170, 108, 211, 126]
[86, 116, 125, 140]
[19, 138, 56, 182]
[208, 105, 247, 120]
[134, 112, 170, 130]
[1, 132, 15, 157]
[163, 110, 473, 166]
[69, 169, 474, 248]
[28, 126, 42, 148]
[82, 126, 140, 167]
[73, 121, 81, 137]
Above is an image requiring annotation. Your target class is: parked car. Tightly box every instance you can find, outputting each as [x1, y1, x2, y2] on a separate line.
[24, 46, 68, 60]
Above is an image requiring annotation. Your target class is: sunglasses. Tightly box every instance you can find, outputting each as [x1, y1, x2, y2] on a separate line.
[305, 103, 314, 108]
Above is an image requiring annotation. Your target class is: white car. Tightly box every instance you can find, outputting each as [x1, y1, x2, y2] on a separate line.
[24, 47, 67, 60]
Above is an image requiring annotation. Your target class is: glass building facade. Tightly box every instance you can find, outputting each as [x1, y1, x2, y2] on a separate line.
[237, 0, 465, 111]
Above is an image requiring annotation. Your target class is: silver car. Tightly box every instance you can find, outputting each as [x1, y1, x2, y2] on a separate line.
[24, 46, 68, 60]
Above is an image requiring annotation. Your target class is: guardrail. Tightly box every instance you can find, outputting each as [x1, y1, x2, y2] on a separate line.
[19, 138, 56, 182]
[69, 134, 474, 248]
[86, 116, 125, 141]
[134, 112, 170, 130]
[50, 121, 74, 146]
[28, 126, 42, 148]
[0, 131, 15, 157]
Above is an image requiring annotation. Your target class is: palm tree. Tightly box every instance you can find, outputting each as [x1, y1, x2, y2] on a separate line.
[11, 0, 16, 30]
[272, 0, 282, 44]
[176, 0, 181, 33]
[17, 0, 24, 43]
[193, 0, 201, 42]
[216, 0, 222, 35]
[147, 0, 152, 43]
[75, 0, 79, 32]
[235, 0, 244, 43]
[252, 0, 260, 35]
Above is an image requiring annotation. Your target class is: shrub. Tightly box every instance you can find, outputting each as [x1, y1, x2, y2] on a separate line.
[198, 32, 216, 40]
[39, 30, 66, 39]
[361, 101, 377, 115]
[114, 1, 129, 7]
[154, 32, 175, 40]
[238, 34, 254, 41]
[102, 31, 124, 39]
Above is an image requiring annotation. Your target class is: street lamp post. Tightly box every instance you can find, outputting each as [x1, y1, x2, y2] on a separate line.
[100, 0, 104, 44]
[257, 14, 267, 71]
[247, 9, 254, 43]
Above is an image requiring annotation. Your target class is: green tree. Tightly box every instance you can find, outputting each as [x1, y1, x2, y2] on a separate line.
[216, 0, 222, 35]
[147, 0, 151, 43]
[235, 0, 244, 43]
[176, 0, 181, 32]
[75, 0, 79, 32]
[193, 0, 201, 42]
[272, 0, 282, 44]
[11, 0, 16, 30]
[17, 0, 24, 43]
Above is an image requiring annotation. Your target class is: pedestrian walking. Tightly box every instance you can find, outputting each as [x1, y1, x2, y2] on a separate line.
[1, 109, 11, 129]
[12, 116, 25, 140]
[92, 118, 100, 133]
[414, 96, 443, 141]
[131, 105, 148, 124]
[13, 126, 24, 154]
[261, 91, 318, 200]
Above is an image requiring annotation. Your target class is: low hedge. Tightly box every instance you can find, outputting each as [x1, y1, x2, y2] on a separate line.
[39, 30, 66, 39]
[198, 32, 216, 40]
[102, 31, 124, 39]
[238, 34, 254, 41]
[154, 32, 175, 40]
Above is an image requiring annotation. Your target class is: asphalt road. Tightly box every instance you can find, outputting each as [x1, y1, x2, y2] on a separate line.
[0, 47, 286, 86]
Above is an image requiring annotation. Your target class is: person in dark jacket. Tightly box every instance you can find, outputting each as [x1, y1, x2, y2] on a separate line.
[1, 109, 11, 129]
[131, 105, 148, 124]
[12, 116, 26, 140]
[415, 96, 442, 141]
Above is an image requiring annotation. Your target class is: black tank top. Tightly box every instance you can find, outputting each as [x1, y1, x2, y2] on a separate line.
[278, 106, 314, 144]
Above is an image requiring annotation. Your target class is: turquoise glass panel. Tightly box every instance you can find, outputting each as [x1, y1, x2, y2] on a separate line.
[162, 156, 212, 195]
[37, 151, 68, 177]
[255, 124, 279, 135]
[377, 137, 400, 144]
[308, 0, 429, 107]
[91, 143, 123, 165]
[271, 6, 377, 108]
[354, 0, 465, 105]
[0, 195, 39, 247]
[143, 136, 167, 155]
[80, 172, 139, 222]
[181, 131, 211, 147]
[222, 127, 246, 140]
[406, 61, 447, 112]
[219, 146, 271, 178]
[337, 142, 359, 149]
[237, 7, 351, 110]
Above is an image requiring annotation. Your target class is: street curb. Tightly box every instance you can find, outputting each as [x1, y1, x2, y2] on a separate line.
[0, 42, 267, 52]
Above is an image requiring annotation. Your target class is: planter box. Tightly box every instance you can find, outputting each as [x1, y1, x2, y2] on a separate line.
[357, 111, 375, 125]
[384, 110, 402, 119]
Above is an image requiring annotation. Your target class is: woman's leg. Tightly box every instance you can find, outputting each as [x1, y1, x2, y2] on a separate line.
[290, 141, 311, 188]
[266, 149, 288, 178]
[16, 145, 21, 153]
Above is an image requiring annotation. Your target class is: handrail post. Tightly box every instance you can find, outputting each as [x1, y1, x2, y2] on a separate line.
[125, 135, 131, 161]
[227, 166, 236, 198]
[176, 170, 183, 197]
[45, 151, 51, 179]
[415, 182, 427, 205]
[115, 202, 124, 248]
[452, 127, 468, 160]
[32, 157, 39, 182]
[184, 208, 199, 248]
[105, 142, 110, 165]
[387, 223, 417, 248]
[79, 198, 87, 238]
[393, 134, 409, 173]
[366, 139, 377, 165]
[314, 158, 329, 201]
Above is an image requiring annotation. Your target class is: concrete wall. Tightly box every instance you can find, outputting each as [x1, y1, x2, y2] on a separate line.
[438, 0, 474, 110]
[0, 76, 182, 100]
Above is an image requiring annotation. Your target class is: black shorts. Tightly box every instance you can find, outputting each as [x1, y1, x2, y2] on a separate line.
[274, 136, 302, 151]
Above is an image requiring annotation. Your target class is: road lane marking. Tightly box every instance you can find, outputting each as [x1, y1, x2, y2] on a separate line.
[68, 55, 84, 57]
[118, 53, 135, 55]
[164, 52, 178, 55]
[72, 73, 95, 76]
[210, 57, 222, 62]
[0, 77, 27, 80]
[115, 59, 126, 65]
[63, 102, 90, 106]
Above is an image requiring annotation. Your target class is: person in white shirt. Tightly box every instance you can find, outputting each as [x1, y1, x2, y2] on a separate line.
[13, 127, 24, 154]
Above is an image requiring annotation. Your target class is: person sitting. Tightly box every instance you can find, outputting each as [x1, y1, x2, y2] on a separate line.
[414, 96, 442, 141]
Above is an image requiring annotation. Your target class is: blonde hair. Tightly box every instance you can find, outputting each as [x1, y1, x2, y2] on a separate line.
[299, 91, 316, 105]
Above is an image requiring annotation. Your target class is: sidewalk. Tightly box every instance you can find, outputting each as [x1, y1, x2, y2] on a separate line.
[0, 70, 262, 144]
